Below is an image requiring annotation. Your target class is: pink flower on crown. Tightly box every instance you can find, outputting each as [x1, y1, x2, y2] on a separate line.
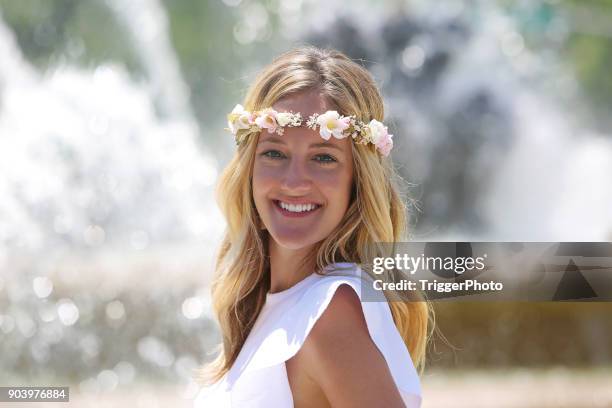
[367, 119, 394, 157]
[377, 133, 393, 156]
[315, 111, 351, 140]
[255, 108, 278, 134]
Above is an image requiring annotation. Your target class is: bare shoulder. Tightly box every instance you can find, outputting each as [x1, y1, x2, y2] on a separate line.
[312, 284, 367, 335]
[296, 284, 405, 408]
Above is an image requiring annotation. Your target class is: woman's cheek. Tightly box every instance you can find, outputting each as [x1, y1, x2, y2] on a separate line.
[258, 171, 282, 189]
[311, 165, 343, 182]
[253, 161, 278, 184]
[318, 167, 352, 190]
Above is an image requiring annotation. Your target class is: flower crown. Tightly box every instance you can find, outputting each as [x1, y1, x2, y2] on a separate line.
[226, 104, 394, 156]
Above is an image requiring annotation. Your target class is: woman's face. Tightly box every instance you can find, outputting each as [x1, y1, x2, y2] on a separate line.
[252, 90, 354, 250]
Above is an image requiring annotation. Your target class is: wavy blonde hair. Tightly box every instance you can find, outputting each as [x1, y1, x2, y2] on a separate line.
[197, 46, 432, 385]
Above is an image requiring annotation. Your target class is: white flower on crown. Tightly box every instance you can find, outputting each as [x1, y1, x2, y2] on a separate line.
[366, 119, 393, 157]
[227, 104, 253, 134]
[314, 111, 351, 140]
[254, 108, 278, 134]
[276, 112, 294, 127]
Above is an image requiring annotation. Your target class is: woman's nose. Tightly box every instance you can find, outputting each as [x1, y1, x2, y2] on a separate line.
[280, 158, 312, 192]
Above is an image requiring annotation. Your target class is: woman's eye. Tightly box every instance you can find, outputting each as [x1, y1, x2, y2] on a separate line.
[261, 150, 285, 159]
[260, 151, 336, 163]
[314, 154, 337, 164]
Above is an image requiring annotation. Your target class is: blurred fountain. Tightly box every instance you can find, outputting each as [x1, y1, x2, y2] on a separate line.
[291, 0, 612, 241]
[0, 2, 222, 390]
[0, 5, 223, 262]
[105, 0, 194, 122]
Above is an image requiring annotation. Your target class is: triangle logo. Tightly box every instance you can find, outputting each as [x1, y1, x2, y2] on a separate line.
[552, 259, 598, 301]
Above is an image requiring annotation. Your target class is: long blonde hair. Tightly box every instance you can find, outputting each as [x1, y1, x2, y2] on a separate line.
[198, 46, 431, 384]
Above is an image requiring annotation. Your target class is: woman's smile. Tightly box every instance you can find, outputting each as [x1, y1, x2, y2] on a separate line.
[272, 199, 323, 218]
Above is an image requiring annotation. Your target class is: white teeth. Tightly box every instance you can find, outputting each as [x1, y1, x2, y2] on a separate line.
[278, 201, 319, 213]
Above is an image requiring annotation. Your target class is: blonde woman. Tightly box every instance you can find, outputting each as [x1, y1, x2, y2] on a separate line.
[194, 46, 430, 408]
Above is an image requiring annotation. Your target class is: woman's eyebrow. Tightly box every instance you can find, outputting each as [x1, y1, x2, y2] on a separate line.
[261, 136, 344, 152]
[308, 142, 343, 152]
[259, 136, 285, 145]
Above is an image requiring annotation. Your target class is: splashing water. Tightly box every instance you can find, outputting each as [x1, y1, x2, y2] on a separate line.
[0, 7, 223, 262]
[0, 2, 222, 388]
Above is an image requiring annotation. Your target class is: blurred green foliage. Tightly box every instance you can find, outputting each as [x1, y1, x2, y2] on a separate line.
[161, 0, 242, 125]
[502, 0, 612, 127]
[562, 0, 612, 124]
[0, 0, 141, 72]
[159, 0, 286, 127]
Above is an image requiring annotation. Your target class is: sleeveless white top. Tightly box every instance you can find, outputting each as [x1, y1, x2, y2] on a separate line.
[193, 262, 422, 407]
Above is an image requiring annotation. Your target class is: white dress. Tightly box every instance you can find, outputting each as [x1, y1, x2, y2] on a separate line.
[193, 262, 422, 407]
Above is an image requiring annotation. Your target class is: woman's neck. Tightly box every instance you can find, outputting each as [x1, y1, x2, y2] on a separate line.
[268, 239, 316, 293]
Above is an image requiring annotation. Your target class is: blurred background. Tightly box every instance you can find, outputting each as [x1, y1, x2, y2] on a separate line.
[1, 0, 611, 407]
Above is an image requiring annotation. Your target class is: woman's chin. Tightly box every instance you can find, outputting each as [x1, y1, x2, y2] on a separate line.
[268, 231, 319, 251]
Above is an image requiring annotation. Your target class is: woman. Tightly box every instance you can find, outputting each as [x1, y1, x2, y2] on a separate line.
[194, 46, 430, 407]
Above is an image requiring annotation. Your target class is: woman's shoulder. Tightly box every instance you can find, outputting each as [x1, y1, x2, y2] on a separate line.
[240, 263, 379, 371]
[293, 283, 410, 407]
[302, 283, 369, 345]
[290, 263, 423, 405]
[302, 265, 396, 344]
[269, 263, 398, 360]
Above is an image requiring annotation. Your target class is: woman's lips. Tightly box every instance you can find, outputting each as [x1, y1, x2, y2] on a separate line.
[272, 200, 322, 218]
